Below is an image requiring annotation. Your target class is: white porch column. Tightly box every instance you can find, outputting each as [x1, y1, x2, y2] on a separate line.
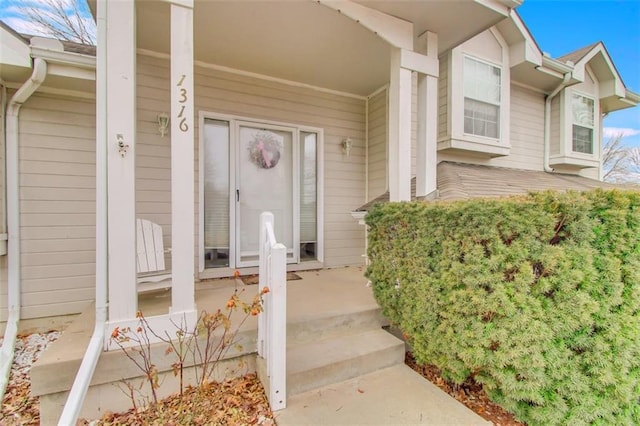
[106, 0, 137, 322]
[388, 48, 413, 202]
[170, 0, 195, 314]
[416, 31, 439, 198]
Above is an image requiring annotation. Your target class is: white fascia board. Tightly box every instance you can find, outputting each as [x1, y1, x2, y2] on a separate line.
[581, 46, 626, 97]
[474, 0, 512, 17]
[30, 47, 96, 70]
[625, 89, 640, 104]
[400, 49, 438, 77]
[319, 1, 413, 50]
[508, 11, 542, 66]
[505, 39, 539, 69]
[534, 65, 564, 80]
[0, 26, 31, 68]
[46, 63, 96, 81]
[542, 55, 573, 75]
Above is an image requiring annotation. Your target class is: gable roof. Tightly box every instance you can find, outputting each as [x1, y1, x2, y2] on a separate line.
[558, 41, 639, 112]
[355, 162, 629, 211]
[558, 42, 601, 65]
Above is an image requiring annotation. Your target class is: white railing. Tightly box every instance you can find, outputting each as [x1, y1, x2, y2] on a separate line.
[257, 212, 287, 411]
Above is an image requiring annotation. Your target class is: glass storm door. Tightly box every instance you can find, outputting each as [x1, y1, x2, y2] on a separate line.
[236, 122, 298, 267]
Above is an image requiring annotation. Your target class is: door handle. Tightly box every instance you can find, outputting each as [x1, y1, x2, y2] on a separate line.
[236, 189, 239, 202]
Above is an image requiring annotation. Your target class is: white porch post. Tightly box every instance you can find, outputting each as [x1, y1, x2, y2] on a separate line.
[416, 31, 439, 198]
[106, 0, 137, 322]
[170, 0, 195, 314]
[388, 48, 413, 202]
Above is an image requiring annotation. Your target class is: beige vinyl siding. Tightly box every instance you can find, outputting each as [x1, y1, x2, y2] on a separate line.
[490, 84, 544, 170]
[438, 53, 449, 139]
[137, 53, 366, 269]
[136, 57, 173, 271]
[550, 96, 561, 156]
[439, 84, 545, 171]
[15, 93, 96, 320]
[367, 89, 387, 200]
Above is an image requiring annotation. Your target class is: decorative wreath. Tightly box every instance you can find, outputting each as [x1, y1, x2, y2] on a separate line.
[248, 131, 282, 169]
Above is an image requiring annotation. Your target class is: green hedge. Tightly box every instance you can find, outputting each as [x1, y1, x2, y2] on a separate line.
[365, 190, 640, 425]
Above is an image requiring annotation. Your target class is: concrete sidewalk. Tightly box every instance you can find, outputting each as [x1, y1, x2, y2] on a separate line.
[275, 364, 490, 426]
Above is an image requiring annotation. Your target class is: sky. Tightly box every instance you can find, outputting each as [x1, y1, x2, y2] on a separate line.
[0, 0, 95, 41]
[0, 0, 639, 146]
[517, 0, 640, 147]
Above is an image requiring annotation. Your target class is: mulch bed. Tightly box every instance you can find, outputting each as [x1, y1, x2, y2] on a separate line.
[0, 331, 275, 425]
[406, 352, 525, 426]
[83, 374, 275, 425]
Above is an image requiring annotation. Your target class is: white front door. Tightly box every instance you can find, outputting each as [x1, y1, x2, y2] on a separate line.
[235, 122, 298, 267]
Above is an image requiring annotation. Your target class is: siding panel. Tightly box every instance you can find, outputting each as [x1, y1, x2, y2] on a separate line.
[438, 54, 449, 139]
[367, 89, 387, 200]
[10, 93, 96, 321]
[490, 84, 545, 170]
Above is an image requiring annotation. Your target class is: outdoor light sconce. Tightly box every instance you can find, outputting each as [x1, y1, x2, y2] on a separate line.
[158, 113, 170, 137]
[342, 137, 353, 156]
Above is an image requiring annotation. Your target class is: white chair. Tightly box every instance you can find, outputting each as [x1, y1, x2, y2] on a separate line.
[136, 218, 171, 292]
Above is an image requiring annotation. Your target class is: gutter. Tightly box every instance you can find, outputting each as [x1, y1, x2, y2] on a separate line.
[543, 72, 572, 173]
[542, 55, 573, 75]
[0, 57, 48, 399]
[58, 0, 107, 423]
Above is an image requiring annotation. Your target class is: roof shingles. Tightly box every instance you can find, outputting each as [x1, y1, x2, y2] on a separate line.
[355, 161, 627, 212]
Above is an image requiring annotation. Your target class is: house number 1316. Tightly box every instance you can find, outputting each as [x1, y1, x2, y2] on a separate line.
[176, 74, 189, 132]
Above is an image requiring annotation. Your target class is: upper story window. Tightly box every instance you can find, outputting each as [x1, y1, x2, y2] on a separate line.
[438, 29, 511, 158]
[463, 56, 501, 139]
[571, 93, 595, 154]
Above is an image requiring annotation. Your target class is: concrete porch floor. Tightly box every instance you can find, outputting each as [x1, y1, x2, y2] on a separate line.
[31, 266, 488, 424]
[35, 266, 377, 372]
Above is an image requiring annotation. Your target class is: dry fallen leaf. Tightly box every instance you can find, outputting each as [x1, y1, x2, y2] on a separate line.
[405, 352, 525, 426]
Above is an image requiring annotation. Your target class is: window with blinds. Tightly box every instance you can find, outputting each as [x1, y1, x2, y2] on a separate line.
[203, 119, 230, 268]
[300, 132, 317, 261]
[571, 93, 595, 154]
[463, 56, 501, 139]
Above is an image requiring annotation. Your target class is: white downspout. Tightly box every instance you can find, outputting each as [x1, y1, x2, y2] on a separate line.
[544, 72, 572, 172]
[1, 81, 8, 255]
[0, 58, 47, 400]
[58, 0, 108, 423]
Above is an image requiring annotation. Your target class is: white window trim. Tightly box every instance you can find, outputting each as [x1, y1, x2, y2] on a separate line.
[198, 111, 324, 276]
[569, 90, 597, 156]
[445, 28, 511, 152]
[462, 55, 502, 140]
[550, 66, 601, 170]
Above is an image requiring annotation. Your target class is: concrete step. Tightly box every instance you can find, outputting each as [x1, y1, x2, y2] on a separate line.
[287, 307, 384, 346]
[287, 328, 405, 397]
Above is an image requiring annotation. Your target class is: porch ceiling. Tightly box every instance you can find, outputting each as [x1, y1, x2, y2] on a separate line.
[137, 0, 390, 96]
[130, 0, 512, 97]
